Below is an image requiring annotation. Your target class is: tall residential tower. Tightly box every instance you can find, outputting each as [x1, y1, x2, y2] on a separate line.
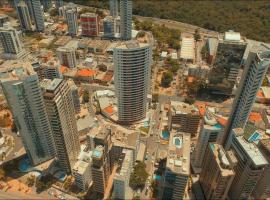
[110, 0, 118, 17]
[114, 41, 152, 124]
[0, 62, 55, 165]
[42, 79, 80, 173]
[120, 0, 132, 40]
[0, 23, 25, 59]
[221, 44, 270, 148]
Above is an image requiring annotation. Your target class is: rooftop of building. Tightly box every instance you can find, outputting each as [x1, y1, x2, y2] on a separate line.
[73, 160, 90, 175]
[92, 145, 104, 159]
[170, 101, 199, 116]
[115, 149, 133, 179]
[252, 43, 270, 60]
[0, 14, 8, 19]
[233, 128, 268, 166]
[41, 78, 62, 92]
[81, 12, 98, 17]
[0, 61, 35, 81]
[78, 38, 110, 50]
[180, 37, 195, 60]
[76, 69, 96, 77]
[166, 131, 190, 175]
[209, 143, 234, 176]
[54, 36, 72, 46]
[115, 40, 150, 50]
[218, 30, 247, 44]
[259, 139, 270, 154]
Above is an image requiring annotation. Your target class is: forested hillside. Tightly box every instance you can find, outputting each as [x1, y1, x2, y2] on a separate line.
[67, 0, 270, 42]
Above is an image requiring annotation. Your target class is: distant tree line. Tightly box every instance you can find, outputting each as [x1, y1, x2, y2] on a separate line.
[67, 0, 270, 43]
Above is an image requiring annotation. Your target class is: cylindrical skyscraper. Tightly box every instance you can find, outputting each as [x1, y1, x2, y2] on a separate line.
[114, 41, 152, 124]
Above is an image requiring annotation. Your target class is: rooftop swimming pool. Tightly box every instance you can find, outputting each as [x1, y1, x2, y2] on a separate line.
[19, 158, 32, 172]
[154, 175, 162, 181]
[214, 123, 223, 129]
[173, 137, 182, 148]
[161, 130, 170, 140]
[248, 131, 261, 142]
[93, 149, 102, 158]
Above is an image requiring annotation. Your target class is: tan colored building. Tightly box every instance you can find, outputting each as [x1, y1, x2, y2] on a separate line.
[200, 143, 235, 200]
[168, 101, 200, 137]
[42, 78, 80, 173]
[252, 139, 270, 199]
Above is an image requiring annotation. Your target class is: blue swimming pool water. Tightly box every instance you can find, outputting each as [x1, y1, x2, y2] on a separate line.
[154, 175, 162, 181]
[162, 130, 170, 140]
[248, 132, 261, 142]
[19, 158, 32, 172]
[214, 123, 222, 129]
[93, 150, 102, 158]
[175, 138, 180, 146]
[144, 121, 149, 128]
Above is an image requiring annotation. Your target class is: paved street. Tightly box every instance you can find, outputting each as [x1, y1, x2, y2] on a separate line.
[0, 190, 55, 200]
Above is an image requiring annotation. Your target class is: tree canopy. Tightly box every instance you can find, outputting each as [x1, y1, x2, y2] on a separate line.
[129, 161, 148, 190]
[68, 0, 270, 43]
[161, 71, 173, 88]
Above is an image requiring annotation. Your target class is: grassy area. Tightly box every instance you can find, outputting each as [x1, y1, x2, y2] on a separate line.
[139, 126, 150, 134]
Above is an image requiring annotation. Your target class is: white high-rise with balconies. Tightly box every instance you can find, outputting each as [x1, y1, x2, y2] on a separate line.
[114, 41, 152, 124]
[221, 44, 270, 149]
[0, 62, 55, 165]
[120, 0, 132, 40]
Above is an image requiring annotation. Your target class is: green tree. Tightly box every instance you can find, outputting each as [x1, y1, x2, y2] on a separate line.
[49, 8, 58, 17]
[161, 72, 173, 88]
[0, 168, 5, 181]
[194, 28, 201, 41]
[152, 93, 159, 103]
[129, 161, 148, 190]
[82, 90, 90, 103]
[63, 176, 73, 191]
[132, 196, 140, 200]
[26, 175, 36, 187]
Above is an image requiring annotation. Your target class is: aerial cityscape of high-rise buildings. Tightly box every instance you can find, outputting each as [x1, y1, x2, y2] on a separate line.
[0, 0, 269, 199]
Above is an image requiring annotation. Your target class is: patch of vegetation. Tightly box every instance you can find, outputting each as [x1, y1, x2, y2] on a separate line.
[161, 71, 173, 88]
[166, 58, 180, 74]
[82, 90, 89, 103]
[129, 161, 148, 190]
[69, 0, 270, 43]
[35, 174, 55, 192]
[139, 126, 149, 134]
[49, 8, 58, 17]
[135, 20, 180, 49]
